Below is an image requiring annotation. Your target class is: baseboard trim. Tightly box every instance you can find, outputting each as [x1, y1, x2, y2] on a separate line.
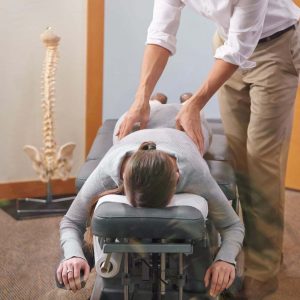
[0, 178, 76, 200]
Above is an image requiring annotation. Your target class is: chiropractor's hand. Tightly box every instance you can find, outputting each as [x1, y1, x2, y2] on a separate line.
[204, 260, 235, 297]
[56, 257, 90, 292]
[116, 101, 150, 140]
[176, 100, 205, 155]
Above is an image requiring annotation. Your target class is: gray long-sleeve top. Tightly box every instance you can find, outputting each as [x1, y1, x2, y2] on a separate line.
[60, 127, 244, 265]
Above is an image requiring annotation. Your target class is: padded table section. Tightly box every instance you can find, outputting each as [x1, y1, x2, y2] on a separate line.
[92, 202, 206, 240]
[76, 120, 115, 190]
[204, 134, 232, 161]
[206, 118, 225, 135]
[207, 161, 236, 201]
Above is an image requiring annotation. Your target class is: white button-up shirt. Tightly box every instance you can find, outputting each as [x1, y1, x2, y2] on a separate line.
[146, 0, 300, 68]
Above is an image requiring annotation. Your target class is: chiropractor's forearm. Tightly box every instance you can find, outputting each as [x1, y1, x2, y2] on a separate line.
[135, 44, 170, 103]
[190, 59, 238, 110]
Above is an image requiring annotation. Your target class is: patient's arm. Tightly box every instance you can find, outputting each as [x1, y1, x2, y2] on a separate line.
[58, 156, 117, 291]
[200, 171, 245, 265]
[60, 159, 116, 261]
[198, 172, 243, 296]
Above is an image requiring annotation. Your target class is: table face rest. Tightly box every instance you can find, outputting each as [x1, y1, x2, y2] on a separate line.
[92, 202, 206, 240]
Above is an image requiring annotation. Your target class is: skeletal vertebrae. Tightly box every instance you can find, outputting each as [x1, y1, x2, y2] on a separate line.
[24, 28, 75, 182]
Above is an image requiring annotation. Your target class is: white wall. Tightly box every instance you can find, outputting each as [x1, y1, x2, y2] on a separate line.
[0, 0, 86, 182]
[103, 0, 220, 120]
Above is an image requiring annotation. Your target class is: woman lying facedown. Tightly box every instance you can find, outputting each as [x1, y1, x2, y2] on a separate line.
[57, 101, 244, 297]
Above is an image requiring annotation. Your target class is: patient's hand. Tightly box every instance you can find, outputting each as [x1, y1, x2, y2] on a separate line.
[204, 260, 235, 297]
[116, 101, 150, 139]
[56, 257, 90, 292]
[176, 101, 205, 155]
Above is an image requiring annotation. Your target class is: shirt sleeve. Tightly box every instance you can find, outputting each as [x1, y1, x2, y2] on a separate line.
[214, 0, 269, 69]
[200, 171, 245, 265]
[176, 141, 244, 264]
[60, 157, 117, 261]
[146, 0, 185, 55]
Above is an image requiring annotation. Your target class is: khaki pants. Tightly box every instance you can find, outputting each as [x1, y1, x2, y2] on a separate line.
[212, 24, 300, 281]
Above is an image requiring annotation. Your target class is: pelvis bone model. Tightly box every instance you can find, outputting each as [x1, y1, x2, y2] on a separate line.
[24, 28, 76, 182]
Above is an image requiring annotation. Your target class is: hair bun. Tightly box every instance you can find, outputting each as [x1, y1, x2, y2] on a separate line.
[139, 141, 157, 151]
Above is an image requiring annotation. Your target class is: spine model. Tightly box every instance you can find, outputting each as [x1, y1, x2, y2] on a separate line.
[24, 28, 75, 182]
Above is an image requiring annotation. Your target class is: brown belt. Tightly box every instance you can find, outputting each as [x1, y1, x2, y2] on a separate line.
[258, 24, 296, 44]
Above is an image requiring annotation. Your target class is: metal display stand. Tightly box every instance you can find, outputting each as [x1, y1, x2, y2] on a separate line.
[15, 180, 75, 219]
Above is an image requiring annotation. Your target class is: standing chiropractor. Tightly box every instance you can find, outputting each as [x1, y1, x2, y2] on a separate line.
[117, 1, 300, 299]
